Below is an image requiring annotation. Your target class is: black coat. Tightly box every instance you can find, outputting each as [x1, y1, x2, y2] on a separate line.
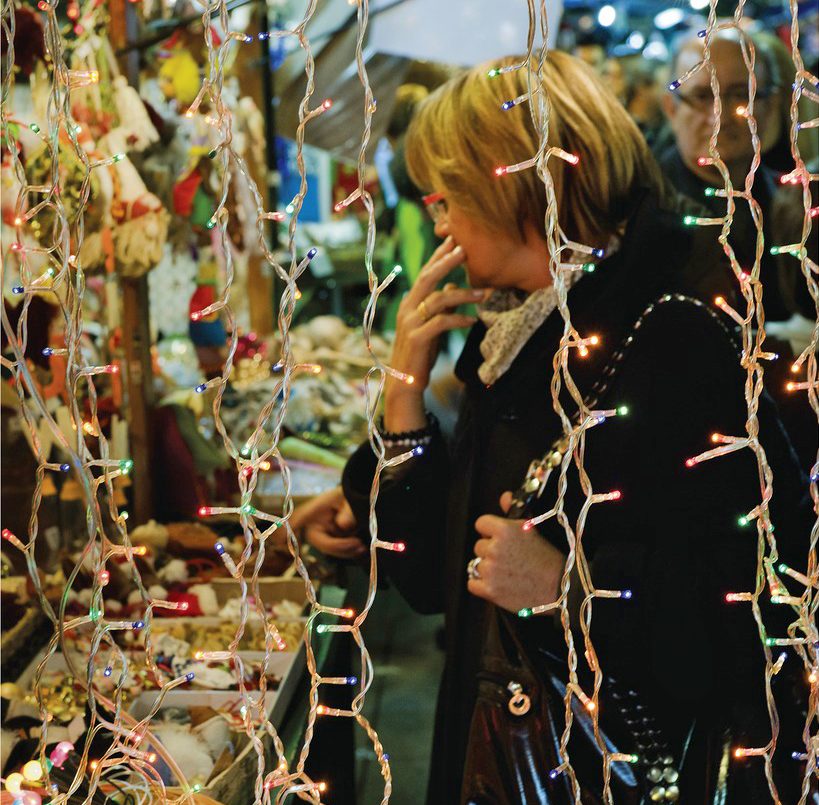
[342, 193, 811, 803]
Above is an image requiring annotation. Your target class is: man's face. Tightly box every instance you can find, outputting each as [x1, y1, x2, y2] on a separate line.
[663, 39, 771, 171]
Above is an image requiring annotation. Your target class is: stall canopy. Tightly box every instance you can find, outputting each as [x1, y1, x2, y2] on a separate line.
[275, 0, 564, 162]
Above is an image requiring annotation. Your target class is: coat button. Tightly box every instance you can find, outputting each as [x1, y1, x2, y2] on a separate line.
[663, 768, 679, 784]
[665, 785, 680, 801]
[647, 767, 662, 783]
[649, 786, 666, 802]
[499, 408, 519, 422]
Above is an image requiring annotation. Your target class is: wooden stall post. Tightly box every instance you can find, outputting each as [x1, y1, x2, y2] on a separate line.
[110, 0, 155, 523]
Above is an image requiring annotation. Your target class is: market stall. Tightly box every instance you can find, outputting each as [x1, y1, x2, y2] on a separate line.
[2, 0, 817, 802]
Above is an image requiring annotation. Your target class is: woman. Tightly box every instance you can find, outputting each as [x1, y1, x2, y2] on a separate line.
[293, 53, 810, 804]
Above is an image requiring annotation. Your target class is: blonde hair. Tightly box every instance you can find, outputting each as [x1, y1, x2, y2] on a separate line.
[405, 51, 668, 246]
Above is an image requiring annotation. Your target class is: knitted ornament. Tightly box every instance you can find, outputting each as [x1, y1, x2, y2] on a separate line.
[189, 263, 226, 348]
[158, 50, 201, 109]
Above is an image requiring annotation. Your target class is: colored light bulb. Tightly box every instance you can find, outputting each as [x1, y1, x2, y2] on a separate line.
[307, 247, 318, 260]
[22, 760, 43, 781]
[214, 542, 225, 555]
[60, 463, 70, 472]
[5, 772, 24, 795]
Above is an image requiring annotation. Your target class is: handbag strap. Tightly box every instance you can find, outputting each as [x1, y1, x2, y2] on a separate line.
[509, 292, 735, 515]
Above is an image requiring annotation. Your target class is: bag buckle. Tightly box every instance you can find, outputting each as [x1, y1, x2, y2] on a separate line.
[507, 681, 531, 716]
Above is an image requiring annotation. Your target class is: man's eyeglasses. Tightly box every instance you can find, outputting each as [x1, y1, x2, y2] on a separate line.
[423, 192, 448, 224]
[675, 87, 772, 113]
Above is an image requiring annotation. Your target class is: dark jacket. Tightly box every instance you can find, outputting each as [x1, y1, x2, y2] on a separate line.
[657, 146, 791, 321]
[342, 193, 810, 803]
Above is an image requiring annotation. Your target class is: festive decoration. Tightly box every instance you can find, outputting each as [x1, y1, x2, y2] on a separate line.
[1, 0, 816, 801]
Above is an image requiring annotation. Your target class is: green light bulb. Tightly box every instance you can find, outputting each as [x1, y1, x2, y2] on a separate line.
[518, 608, 533, 618]
[683, 215, 696, 226]
[617, 405, 629, 416]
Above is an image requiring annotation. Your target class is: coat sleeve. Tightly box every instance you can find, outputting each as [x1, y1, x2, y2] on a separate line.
[341, 428, 451, 614]
[532, 299, 810, 713]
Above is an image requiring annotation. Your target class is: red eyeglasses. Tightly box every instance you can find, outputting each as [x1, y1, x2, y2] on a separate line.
[422, 192, 448, 223]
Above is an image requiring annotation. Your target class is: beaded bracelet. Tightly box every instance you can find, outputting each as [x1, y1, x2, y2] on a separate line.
[380, 412, 438, 449]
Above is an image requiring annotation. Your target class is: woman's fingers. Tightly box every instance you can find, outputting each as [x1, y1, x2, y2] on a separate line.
[413, 313, 478, 341]
[305, 527, 367, 558]
[408, 243, 465, 303]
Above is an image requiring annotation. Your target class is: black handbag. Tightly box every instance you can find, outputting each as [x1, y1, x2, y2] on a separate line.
[459, 295, 812, 805]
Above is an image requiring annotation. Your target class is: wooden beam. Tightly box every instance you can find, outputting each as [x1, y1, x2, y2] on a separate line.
[110, 0, 155, 523]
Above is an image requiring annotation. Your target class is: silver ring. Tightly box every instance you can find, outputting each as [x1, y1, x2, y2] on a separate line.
[466, 556, 482, 581]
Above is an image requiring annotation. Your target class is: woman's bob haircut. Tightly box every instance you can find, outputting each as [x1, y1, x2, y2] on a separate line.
[405, 51, 669, 248]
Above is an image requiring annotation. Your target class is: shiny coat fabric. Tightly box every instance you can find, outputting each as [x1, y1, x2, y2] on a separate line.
[342, 193, 812, 804]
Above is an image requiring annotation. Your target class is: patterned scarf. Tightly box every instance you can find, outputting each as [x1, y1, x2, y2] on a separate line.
[476, 239, 620, 385]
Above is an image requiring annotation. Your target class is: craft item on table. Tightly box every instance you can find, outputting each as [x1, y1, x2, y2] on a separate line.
[157, 558, 188, 584]
[165, 522, 222, 557]
[152, 618, 305, 653]
[194, 717, 230, 760]
[216, 597, 265, 622]
[154, 334, 202, 389]
[148, 583, 169, 601]
[153, 633, 192, 662]
[164, 591, 201, 615]
[131, 519, 170, 551]
[234, 331, 266, 363]
[152, 723, 214, 788]
[271, 599, 304, 619]
[127, 589, 144, 607]
[184, 662, 234, 690]
[187, 584, 219, 616]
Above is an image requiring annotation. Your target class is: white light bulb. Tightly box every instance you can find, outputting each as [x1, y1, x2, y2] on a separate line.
[598, 5, 616, 27]
[654, 8, 685, 29]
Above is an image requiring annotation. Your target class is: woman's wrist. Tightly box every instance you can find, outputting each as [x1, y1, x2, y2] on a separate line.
[383, 390, 427, 432]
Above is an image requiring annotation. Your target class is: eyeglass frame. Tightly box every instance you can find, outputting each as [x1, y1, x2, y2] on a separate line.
[422, 192, 448, 224]
[674, 85, 774, 113]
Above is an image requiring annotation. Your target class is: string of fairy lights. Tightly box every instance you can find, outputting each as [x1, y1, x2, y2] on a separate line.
[677, 2, 817, 798]
[492, 1, 818, 802]
[1, 0, 816, 801]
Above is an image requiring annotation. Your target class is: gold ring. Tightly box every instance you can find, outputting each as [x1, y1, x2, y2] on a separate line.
[417, 300, 431, 323]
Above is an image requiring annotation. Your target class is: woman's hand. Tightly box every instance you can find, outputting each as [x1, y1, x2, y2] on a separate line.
[289, 487, 365, 559]
[468, 492, 565, 614]
[384, 235, 488, 431]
